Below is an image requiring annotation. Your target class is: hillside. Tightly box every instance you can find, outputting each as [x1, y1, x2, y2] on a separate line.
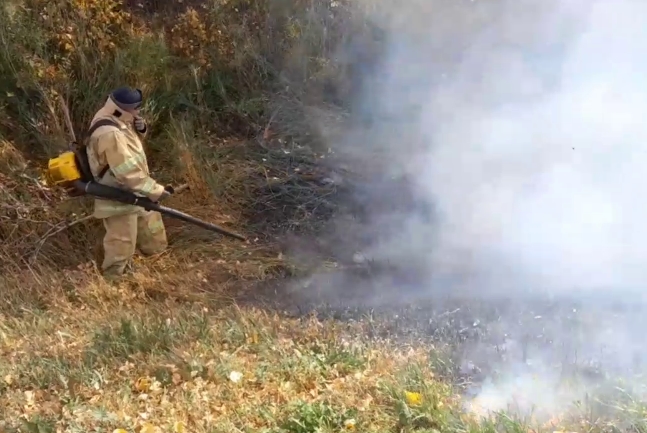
[1, 0, 646, 432]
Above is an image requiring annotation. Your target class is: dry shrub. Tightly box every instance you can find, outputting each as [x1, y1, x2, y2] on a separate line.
[9, 0, 136, 97]
[2, 0, 144, 157]
[0, 139, 28, 173]
[25, 0, 135, 61]
[166, 117, 215, 204]
[0, 138, 98, 275]
[167, 7, 235, 67]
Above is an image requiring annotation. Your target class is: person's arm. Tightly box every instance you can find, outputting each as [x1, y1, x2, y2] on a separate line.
[99, 131, 166, 201]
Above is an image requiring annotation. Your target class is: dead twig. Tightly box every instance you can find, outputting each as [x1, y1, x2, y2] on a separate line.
[58, 94, 77, 143]
[29, 214, 93, 264]
[19, 173, 52, 202]
[174, 183, 190, 194]
[0, 184, 21, 205]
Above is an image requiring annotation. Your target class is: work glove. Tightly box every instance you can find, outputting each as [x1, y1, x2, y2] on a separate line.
[156, 185, 174, 202]
[134, 116, 147, 134]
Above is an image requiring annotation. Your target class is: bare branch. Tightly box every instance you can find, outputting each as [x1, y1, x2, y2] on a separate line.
[29, 215, 93, 264]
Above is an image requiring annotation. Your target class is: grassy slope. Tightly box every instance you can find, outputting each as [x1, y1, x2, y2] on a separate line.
[1, 1, 646, 432]
[0, 269, 536, 433]
[0, 281, 469, 433]
[2, 279, 646, 433]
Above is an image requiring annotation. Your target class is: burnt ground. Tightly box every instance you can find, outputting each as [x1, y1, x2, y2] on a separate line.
[230, 266, 647, 419]
[213, 149, 647, 419]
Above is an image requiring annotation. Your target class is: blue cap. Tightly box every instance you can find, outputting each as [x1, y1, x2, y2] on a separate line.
[110, 87, 143, 110]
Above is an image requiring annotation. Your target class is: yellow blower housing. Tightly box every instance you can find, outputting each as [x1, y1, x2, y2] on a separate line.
[47, 151, 82, 187]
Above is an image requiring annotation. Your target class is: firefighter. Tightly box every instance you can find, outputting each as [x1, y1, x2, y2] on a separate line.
[86, 87, 174, 280]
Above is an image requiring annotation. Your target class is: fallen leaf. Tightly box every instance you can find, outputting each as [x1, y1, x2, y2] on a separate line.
[135, 377, 151, 393]
[405, 391, 422, 406]
[174, 421, 186, 433]
[140, 423, 158, 433]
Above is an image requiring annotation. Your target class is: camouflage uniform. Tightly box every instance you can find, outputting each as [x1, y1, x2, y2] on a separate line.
[86, 95, 168, 279]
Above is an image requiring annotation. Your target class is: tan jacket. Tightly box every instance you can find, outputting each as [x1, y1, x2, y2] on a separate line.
[86, 97, 166, 218]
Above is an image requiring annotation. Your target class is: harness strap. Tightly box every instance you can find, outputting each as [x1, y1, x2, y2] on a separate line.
[87, 118, 121, 180]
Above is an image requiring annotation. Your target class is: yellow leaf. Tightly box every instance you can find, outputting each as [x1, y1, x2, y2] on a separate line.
[134, 377, 151, 393]
[3, 374, 13, 385]
[405, 391, 422, 406]
[174, 421, 186, 433]
[113, 430, 128, 433]
[140, 423, 157, 433]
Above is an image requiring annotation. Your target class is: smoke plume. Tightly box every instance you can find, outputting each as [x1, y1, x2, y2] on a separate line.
[309, 0, 647, 420]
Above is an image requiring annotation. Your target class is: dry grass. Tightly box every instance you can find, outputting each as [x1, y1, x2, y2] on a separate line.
[2, 274, 646, 433]
[0, 267, 487, 433]
[0, 263, 462, 432]
[0, 301, 453, 431]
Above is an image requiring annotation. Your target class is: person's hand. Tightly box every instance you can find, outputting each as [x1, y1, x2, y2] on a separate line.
[155, 185, 174, 203]
[156, 190, 171, 202]
[134, 116, 147, 133]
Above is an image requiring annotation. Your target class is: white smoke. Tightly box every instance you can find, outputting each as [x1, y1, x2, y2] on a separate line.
[324, 0, 647, 420]
[422, 1, 647, 296]
[340, 0, 647, 296]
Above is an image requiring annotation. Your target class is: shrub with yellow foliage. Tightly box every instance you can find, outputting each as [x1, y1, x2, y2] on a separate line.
[24, 0, 135, 63]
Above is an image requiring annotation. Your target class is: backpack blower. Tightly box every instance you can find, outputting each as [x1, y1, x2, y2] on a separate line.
[45, 96, 246, 242]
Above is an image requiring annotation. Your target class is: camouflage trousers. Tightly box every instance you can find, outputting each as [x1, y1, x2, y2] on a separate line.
[99, 210, 168, 279]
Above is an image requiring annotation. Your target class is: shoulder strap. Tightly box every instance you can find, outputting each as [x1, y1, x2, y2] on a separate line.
[87, 118, 121, 139]
[85, 118, 121, 180]
[97, 165, 111, 180]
